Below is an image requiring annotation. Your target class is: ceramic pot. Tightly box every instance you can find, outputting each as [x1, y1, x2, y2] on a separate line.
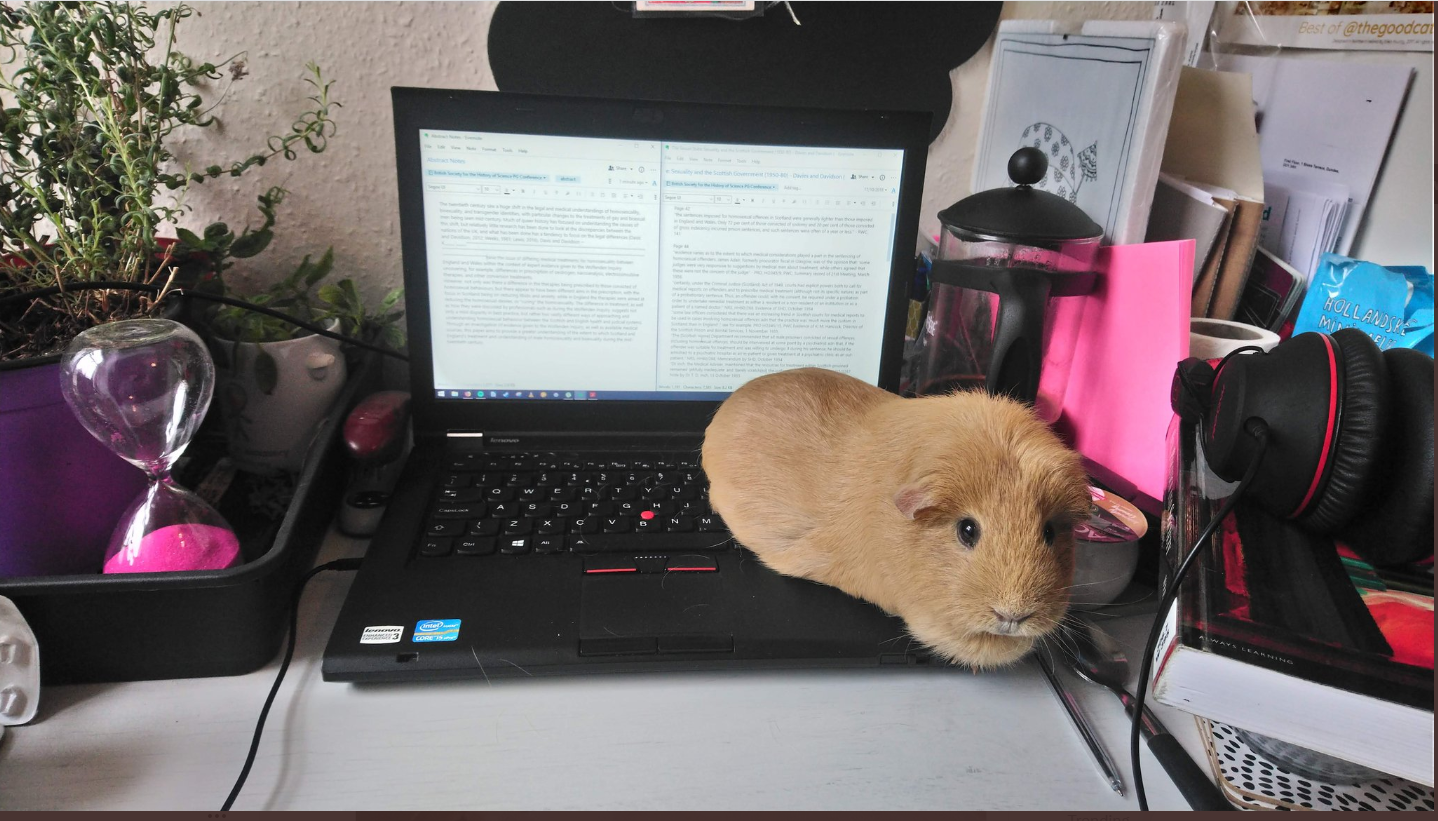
[212, 324, 347, 475]
[0, 356, 148, 577]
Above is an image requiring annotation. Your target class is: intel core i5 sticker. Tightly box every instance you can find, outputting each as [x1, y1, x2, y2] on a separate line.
[413, 619, 461, 642]
[360, 625, 404, 644]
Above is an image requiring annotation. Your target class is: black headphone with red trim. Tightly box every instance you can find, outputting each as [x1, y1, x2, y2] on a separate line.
[1171, 327, 1434, 567]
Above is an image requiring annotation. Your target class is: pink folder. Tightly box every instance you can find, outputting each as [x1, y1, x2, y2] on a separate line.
[1054, 240, 1194, 513]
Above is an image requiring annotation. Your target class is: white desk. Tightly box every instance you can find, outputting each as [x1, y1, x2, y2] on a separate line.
[0, 529, 1213, 811]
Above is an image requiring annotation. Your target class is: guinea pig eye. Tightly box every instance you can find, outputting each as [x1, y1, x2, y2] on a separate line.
[1043, 523, 1057, 546]
[957, 518, 981, 548]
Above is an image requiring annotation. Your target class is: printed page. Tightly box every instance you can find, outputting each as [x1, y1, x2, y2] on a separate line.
[419, 131, 662, 391]
[1215, 53, 1413, 255]
[653, 142, 903, 392]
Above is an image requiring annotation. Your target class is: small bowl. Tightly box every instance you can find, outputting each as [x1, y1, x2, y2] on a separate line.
[1235, 728, 1385, 785]
[1070, 486, 1147, 608]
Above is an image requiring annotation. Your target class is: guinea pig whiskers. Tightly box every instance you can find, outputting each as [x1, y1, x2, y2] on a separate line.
[1062, 573, 1131, 590]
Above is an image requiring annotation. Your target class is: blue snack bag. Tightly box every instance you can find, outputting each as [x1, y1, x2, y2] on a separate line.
[1293, 254, 1434, 356]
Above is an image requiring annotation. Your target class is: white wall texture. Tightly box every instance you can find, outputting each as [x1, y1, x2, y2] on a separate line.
[159, 0, 1151, 306]
[159, 1, 1431, 307]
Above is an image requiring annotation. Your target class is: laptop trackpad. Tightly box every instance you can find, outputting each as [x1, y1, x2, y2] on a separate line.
[580, 574, 731, 637]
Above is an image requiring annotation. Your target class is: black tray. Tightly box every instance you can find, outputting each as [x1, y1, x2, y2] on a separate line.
[0, 359, 377, 684]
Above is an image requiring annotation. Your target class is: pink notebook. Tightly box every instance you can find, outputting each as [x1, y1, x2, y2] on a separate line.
[1054, 240, 1194, 513]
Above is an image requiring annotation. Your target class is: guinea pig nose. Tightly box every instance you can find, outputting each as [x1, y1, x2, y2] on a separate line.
[991, 608, 1036, 633]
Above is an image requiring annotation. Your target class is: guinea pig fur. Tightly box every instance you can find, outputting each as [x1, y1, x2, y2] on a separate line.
[702, 367, 1090, 669]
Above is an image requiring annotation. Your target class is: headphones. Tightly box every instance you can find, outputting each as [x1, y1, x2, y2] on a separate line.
[1171, 327, 1434, 567]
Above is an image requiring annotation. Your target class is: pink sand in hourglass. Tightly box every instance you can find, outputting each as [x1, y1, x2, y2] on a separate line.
[103, 524, 241, 574]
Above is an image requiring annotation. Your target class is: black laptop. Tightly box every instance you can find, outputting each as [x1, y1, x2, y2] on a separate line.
[322, 88, 932, 683]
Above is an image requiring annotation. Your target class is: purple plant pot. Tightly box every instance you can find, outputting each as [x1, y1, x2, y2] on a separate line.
[0, 357, 148, 577]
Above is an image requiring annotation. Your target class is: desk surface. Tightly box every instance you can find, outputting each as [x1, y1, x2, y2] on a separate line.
[0, 530, 1213, 811]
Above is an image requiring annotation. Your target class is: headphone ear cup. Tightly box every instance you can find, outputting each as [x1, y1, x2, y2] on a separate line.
[1171, 357, 1215, 423]
[1337, 347, 1434, 566]
[1298, 328, 1390, 534]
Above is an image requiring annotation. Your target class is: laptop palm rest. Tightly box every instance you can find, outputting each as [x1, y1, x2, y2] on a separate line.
[579, 574, 733, 654]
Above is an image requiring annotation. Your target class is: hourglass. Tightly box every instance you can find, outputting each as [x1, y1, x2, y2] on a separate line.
[60, 319, 240, 574]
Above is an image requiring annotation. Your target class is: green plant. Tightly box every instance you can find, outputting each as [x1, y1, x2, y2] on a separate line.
[0, 1, 338, 360]
[209, 243, 405, 349]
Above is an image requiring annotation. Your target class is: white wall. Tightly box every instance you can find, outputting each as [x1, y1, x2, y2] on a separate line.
[160, 1, 1150, 304]
[161, 1, 1432, 307]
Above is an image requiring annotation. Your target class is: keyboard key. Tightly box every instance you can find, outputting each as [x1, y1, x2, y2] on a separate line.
[607, 486, 638, 502]
[439, 488, 485, 503]
[635, 517, 662, 533]
[432, 503, 486, 519]
[665, 516, 695, 533]
[570, 517, 599, 534]
[487, 501, 516, 518]
[419, 537, 453, 557]
[589, 501, 616, 517]
[503, 518, 533, 536]
[521, 502, 552, 518]
[602, 517, 632, 534]
[443, 473, 473, 488]
[500, 537, 530, 555]
[569, 533, 733, 553]
[669, 486, 698, 501]
[696, 515, 724, 532]
[533, 535, 565, 554]
[665, 554, 718, 572]
[425, 519, 465, 537]
[553, 500, 582, 517]
[536, 518, 567, 535]
[517, 487, 545, 501]
[549, 487, 577, 502]
[485, 487, 515, 502]
[456, 537, 497, 556]
[467, 519, 501, 537]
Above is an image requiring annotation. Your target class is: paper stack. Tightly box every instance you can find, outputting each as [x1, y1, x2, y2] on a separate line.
[1259, 168, 1350, 281]
[1216, 53, 1413, 260]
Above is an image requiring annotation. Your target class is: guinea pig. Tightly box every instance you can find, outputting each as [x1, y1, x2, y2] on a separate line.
[702, 367, 1090, 669]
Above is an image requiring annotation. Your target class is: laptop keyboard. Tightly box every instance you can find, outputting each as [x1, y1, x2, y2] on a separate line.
[418, 451, 732, 558]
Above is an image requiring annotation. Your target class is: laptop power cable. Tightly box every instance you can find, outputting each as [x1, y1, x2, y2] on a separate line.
[221, 557, 363, 811]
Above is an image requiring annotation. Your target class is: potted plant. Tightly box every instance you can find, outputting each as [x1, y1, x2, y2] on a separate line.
[205, 240, 405, 475]
[0, 1, 337, 576]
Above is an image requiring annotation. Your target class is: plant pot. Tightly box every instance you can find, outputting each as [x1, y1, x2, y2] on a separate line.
[212, 324, 348, 475]
[0, 355, 148, 577]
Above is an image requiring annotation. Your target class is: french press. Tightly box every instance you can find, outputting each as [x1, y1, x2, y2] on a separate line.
[914, 147, 1102, 423]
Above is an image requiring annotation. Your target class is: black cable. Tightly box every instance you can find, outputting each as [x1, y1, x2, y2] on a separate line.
[221, 557, 363, 812]
[1130, 421, 1268, 811]
[0, 280, 409, 362]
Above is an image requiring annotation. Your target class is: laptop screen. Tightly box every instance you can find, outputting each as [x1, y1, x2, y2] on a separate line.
[418, 129, 907, 403]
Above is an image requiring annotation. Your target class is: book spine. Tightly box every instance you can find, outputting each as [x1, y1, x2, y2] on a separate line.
[1152, 597, 1182, 685]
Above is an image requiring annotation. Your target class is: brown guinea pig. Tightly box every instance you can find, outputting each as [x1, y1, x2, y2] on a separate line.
[702, 367, 1090, 669]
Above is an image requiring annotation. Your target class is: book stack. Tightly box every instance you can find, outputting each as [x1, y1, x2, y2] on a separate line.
[1153, 417, 1434, 787]
[1145, 67, 1266, 322]
[1234, 247, 1307, 340]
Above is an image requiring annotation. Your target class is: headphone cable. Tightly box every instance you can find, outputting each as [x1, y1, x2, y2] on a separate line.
[1131, 420, 1269, 810]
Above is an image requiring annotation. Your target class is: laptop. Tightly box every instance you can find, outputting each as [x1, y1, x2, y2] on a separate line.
[322, 88, 932, 683]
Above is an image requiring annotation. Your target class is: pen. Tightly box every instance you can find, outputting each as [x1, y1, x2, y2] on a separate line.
[1035, 649, 1125, 796]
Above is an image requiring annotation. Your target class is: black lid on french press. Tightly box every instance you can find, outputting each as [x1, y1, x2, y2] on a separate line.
[937, 147, 1102, 244]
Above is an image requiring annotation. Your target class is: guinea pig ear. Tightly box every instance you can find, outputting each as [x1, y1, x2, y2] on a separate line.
[893, 484, 940, 521]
